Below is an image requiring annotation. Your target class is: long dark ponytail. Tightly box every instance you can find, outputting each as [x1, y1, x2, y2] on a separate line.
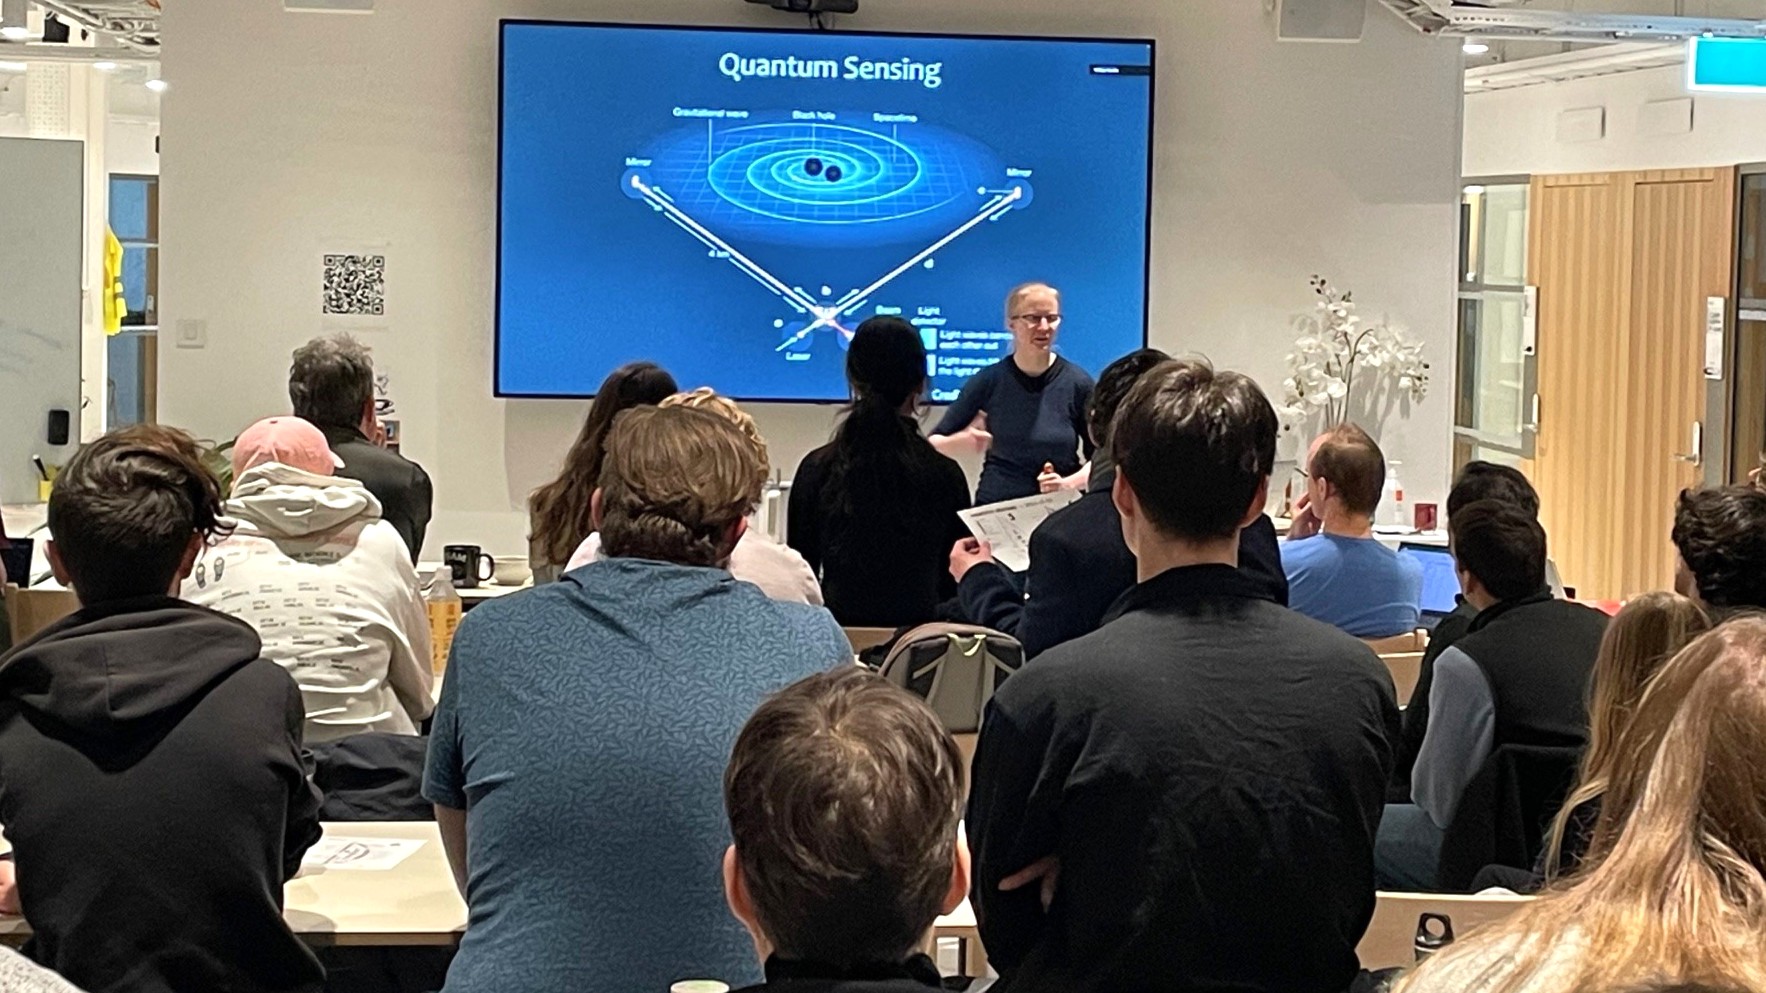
[823, 317, 939, 531]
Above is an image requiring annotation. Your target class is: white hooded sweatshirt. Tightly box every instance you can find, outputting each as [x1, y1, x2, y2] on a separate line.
[181, 462, 434, 742]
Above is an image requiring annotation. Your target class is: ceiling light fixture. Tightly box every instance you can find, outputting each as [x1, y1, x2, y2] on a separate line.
[0, 0, 28, 41]
[93, 60, 118, 72]
[1463, 40, 1491, 55]
[144, 77, 167, 92]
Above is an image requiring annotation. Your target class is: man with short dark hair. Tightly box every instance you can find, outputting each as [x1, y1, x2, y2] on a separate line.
[425, 405, 851, 993]
[1672, 485, 1766, 614]
[289, 334, 432, 560]
[722, 667, 968, 992]
[1376, 500, 1608, 891]
[967, 360, 1399, 993]
[0, 425, 324, 993]
[1392, 461, 1547, 798]
[951, 348, 1287, 657]
[1282, 423, 1422, 637]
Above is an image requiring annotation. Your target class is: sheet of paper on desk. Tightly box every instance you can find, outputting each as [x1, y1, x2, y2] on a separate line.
[301, 837, 425, 872]
[958, 490, 1081, 574]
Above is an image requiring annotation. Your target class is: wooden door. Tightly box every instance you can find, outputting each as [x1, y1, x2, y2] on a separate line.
[1528, 169, 1735, 600]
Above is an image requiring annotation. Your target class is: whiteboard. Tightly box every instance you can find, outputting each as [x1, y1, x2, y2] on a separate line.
[0, 138, 83, 505]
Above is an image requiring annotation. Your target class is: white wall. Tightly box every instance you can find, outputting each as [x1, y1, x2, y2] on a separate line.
[1465, 61, 1766, 176]
[106, 118, 158, 176]
[158, 0, 1462, 560]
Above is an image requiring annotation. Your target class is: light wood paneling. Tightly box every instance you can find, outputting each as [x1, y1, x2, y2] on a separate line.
[1529, 174, 1626, 598]
[1528, 169, 1735, 600]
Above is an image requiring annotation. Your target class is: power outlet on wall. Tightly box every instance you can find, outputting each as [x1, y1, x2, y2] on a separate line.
[175, 318, 208, 349]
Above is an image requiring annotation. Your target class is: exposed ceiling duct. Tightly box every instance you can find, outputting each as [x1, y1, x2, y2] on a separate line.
[0, 0, 158, 56]
[1383, 0, 1766, 43]
[1463, 39, 1686, 90]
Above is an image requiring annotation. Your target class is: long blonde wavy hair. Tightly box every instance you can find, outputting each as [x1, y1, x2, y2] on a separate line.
[1541, 592, 1711, 879]
[1398, 617, 1766, 993]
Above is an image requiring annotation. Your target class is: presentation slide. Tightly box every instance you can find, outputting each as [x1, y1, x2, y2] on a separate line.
[497, 22, 1154, 402]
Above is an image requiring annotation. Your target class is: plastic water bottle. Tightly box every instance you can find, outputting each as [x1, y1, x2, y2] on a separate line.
[1386, 461, 1408, 530]
[426, 571, 463, 677]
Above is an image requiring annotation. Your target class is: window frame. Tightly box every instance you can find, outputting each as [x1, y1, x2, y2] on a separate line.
[1454, 175, 1537, 470]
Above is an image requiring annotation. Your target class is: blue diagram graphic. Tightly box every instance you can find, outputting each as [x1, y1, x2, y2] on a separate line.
[622, 115, 1033, 355]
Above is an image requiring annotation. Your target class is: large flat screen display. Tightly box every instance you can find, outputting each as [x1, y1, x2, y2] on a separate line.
[497, 21, 1155, 401]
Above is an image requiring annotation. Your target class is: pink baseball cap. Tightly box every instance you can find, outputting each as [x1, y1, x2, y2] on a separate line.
[232, 416, 345, 478]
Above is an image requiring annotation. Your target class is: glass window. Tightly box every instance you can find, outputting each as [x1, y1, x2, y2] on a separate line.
[1455, 179, 1534, 472]
[107, 175, 158, 427]
[1733, 171, 1766, 483]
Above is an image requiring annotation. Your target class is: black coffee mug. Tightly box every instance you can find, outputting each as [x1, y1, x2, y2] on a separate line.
[443, 545, 495, 589]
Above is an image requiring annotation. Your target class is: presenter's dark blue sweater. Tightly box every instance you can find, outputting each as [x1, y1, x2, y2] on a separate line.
[934, 355, 1094, 505]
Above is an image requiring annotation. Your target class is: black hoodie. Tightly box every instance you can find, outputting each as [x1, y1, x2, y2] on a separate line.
[0, 597, 325, 993]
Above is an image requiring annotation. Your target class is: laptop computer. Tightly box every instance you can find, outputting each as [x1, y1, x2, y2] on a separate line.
[1399, 542, 1460, 632]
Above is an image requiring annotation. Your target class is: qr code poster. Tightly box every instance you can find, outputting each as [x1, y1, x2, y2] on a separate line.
[322, 253, 387, 317]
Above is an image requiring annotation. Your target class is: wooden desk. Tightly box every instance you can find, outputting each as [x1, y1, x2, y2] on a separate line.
[284, 822, 466, 946]
[0, 822, 466, 948]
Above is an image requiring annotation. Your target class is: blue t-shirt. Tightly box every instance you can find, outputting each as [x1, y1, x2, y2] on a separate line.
[934, 355, 1095, 505]
[1280, 534, 1424, 638]
[423, 558, 851, 993]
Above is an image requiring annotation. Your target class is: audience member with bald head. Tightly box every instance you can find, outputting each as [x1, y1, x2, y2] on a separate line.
[1282, 423, 1423, 638]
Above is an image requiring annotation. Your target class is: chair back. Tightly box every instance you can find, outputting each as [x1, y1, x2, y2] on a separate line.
[843, 626, 897, 657]
[1383, 651, 1424, 703]
[3, 584, 79, 648]
[1363, 630, 1427, 655]
[1356, 891, 1531, 969]
[1437, 743, 1583, 892]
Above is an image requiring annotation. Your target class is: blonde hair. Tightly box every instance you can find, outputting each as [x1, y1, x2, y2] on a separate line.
[1543, 593, 1711, 879]
[659, 388, 769, 508]
[597, 405, 758, 568]
[1003, 282, 1059, 325]
[1398, 618, 1766, 993]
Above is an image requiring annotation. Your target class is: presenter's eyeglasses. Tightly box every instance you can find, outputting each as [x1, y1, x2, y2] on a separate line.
[1012, 314, 1063, 327]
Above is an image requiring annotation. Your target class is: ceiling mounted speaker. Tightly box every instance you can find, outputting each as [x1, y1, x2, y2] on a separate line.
[1276, 0, 1368, 42]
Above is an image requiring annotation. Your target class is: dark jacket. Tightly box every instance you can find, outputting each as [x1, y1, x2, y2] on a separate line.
[1437, 743, 1584, 893]
[1390, 599, 1478, 801]
[1461, 592, 1608, 751]
[1470, 795, 1601, 894]
[322, 425, 432, 561]
[788, 439, 972, 628]
[967, 565, 1399, 993]
[730, 955, 944, 993]
[957, 467, 1288, 658]
[0, 598, 325, 993]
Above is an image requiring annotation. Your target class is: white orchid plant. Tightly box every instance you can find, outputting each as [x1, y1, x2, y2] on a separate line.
[1280, 276, 1430, 431]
